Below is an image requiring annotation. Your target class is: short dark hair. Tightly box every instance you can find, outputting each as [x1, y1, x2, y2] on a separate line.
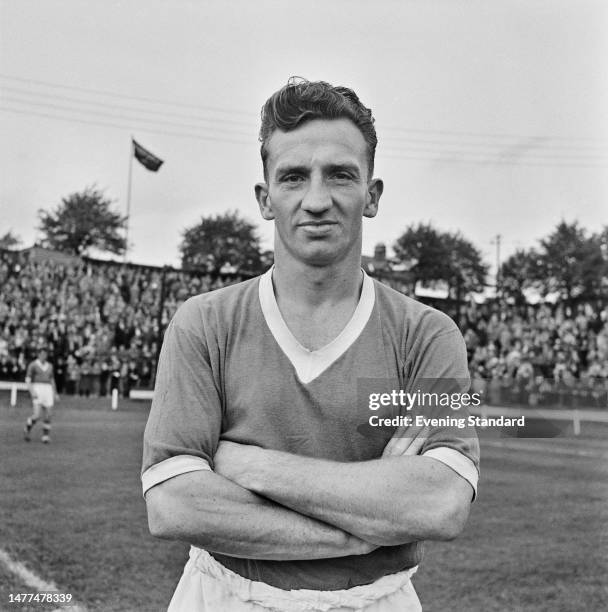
[259, 77, 377, 179]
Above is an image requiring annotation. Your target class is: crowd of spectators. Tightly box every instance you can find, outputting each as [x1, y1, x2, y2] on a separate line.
[0, 249, 243, 398]
[1, 248, 607, 408]
[461, 300, 608, 408]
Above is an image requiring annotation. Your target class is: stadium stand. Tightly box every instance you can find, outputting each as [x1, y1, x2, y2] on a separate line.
[461, 300, 608, 408]
[0, 248, 243, 398]
[1, 247, 606, 407]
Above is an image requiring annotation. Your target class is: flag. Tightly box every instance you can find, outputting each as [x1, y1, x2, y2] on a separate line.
[132, 139, 164, 172]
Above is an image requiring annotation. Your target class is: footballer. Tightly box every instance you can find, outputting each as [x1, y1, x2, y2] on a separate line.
[142, 78, 480, 611]
[24, 347, 59, 444]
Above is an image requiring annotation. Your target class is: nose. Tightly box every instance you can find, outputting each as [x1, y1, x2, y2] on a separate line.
[301, 176, 332, 214]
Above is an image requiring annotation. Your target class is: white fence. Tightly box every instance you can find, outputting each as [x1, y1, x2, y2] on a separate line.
[469, 404, 608, 435]
[0, 381, 28, 406]
[0, 381, 123, 410]
[2, 383, 607, 435]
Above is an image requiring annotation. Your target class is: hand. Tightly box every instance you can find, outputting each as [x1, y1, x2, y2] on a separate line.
[382, 425, 429, 458]
[213, 440, 267, 489]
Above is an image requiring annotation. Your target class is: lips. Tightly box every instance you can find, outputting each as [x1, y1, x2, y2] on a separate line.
[298, 221, 337, 227]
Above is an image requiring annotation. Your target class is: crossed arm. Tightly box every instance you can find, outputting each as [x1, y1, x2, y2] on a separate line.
[145, 467, 376, 560]
[145, 430, 474, 560]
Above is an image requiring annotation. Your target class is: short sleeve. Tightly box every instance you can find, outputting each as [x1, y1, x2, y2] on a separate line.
[404, 313, 480, 497]
[141, 297, 223, 495]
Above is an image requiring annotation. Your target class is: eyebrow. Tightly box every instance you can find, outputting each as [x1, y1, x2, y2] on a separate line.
[326, 163, 361, 176]
[274, 164, 309, 178]
[273, 162, 362, 179]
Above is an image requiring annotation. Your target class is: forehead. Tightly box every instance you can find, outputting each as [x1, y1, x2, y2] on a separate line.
[265, 118, 369, 175]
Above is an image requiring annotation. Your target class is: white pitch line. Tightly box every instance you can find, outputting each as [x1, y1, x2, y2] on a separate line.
[0, 547, 88, 611]
[482, 439, 608, 459]
[0, 548, 59, 592]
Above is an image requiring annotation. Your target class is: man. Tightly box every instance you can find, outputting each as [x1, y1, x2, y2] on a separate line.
[24, 347, 59, 443]
[142, 78, 479, 611]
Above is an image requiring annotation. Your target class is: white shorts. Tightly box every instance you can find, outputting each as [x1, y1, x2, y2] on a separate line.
[168, 547, 422, 612]
[32, 383, 54, 410]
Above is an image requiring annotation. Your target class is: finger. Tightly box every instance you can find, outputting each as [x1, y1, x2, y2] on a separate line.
[404, 427, 430, 456]
[381, 435, 396, 457]
[384, 425, 429, 457]
[382, 425, 416, 457]
[382, 426, 408, 456]
[383, 432, 411, 457]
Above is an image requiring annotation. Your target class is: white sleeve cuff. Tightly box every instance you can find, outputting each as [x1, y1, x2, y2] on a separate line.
[142, 455, 211, 496]
[423, 447, 479, 500]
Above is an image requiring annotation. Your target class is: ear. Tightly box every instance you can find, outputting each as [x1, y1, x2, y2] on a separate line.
[255, 183, 275, 220]
[363, 178, 383, 218]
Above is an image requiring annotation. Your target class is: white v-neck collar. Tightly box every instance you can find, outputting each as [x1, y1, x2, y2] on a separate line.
[258, 266, 375, 384]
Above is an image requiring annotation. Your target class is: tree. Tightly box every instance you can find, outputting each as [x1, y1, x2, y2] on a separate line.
[443, 232, 489, 298]
[0, 229, 22, 250]
[500, 248, 544, 303]
[593, 225, 608, 296]
[38, 186, 126, 256]
[393, 223, 448, 289]
[393, 222, 488, 296]
[180, 210, 265, 275]
[538, 220, 604, 300]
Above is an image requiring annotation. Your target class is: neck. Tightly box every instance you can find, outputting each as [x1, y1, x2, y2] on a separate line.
[272, 246, 363, 310]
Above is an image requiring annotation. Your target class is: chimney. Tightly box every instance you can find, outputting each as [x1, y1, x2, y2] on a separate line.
[374, 243, 386, 262]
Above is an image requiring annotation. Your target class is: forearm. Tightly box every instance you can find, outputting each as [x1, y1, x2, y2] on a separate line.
[230, 450, 471, 546]
[145, 470, 375, 561]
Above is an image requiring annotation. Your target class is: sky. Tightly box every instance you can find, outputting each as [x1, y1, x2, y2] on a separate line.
[1, 0, 607, 279]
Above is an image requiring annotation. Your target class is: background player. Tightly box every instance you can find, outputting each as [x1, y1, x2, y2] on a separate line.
[24, 347, 59, 443]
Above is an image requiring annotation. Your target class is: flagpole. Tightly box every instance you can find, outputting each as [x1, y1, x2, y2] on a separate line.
[124, 137, 134, 263]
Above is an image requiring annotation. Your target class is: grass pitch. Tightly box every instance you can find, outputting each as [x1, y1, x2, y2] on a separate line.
[1, 395, 607, 611]
[0, 397, 186, 612]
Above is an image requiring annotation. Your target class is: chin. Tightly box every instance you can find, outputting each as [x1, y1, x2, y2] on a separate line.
[280, 236, 356, 268]
[299, 247, 347, 267]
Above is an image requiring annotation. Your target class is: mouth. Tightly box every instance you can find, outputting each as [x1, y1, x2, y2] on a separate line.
[298, 221, 338, 228]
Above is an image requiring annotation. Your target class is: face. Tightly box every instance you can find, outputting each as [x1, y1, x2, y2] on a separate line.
[256, 118, 383, 267]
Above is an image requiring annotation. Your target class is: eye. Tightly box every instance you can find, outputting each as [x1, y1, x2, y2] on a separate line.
[281, 173, 305, 184]
[332, 171, 353, 181]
